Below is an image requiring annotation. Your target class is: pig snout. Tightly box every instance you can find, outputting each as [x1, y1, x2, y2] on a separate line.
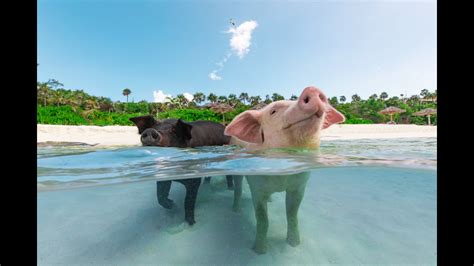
[297, 86, 327, 118]
[284, 86, 328, 127]
[141, 128, 161, 146]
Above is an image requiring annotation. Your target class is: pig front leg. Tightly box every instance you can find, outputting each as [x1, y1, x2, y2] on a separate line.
[226, 175, 234, 190]
[180, 178, 202, 226]
[248, 181, 271, 254]
[232, 175, 244, 212]
[286, 173, 309, 247]
[156, 180, 173, 209]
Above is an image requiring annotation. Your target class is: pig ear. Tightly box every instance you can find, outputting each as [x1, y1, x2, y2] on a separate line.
[224, 110, 263, 144]
[323, 105, 345, 129]
[174, 119, 193, 141]
[129, 115, 159, 134]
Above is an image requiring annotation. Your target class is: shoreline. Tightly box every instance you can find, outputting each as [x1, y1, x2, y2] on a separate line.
[37, 124, 437, 147]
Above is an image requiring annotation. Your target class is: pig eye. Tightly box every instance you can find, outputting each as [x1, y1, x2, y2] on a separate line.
[270, 110, 276, 115]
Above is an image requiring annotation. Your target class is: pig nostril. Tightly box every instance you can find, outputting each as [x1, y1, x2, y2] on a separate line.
[319, 94, 326, 102]
[304, 96, 310, 104]
[142, 133, 147, 138]
[152, 131, 159, 139]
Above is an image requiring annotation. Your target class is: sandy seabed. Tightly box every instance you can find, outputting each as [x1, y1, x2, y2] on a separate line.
[37, 124, 437, 147]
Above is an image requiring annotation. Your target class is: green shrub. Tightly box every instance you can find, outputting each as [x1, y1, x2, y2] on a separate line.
[158, 109, 223, 123]
[37, 106, 148, 126]
[82, 110, 148, 126]
[37, 106, 89, 125]
[343, 117, 374, 124]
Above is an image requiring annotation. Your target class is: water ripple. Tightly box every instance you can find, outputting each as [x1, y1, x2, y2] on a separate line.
[37, 138, 437, 191]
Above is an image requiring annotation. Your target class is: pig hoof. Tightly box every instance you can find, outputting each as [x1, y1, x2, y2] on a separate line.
[158, 198, 174, 209]
[185, 217, 196, 226]
[232, 204, 241, 213]
[252, 244, 267, 254]
[287, 235, 301, 247]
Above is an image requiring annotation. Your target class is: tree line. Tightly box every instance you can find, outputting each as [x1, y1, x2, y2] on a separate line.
[37, 79, 437, 125]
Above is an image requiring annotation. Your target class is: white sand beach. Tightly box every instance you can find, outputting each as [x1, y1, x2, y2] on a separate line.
[37, 124, 437, 147]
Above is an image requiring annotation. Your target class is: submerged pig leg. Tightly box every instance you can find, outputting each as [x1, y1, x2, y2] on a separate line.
[156, 180, 173, 209]
[181, 178, 202, 225]
[285, 173, 309, 247]
[248, 180, 270, 254]
[226, 175, 234, 189]
[232, 175, 244, 212]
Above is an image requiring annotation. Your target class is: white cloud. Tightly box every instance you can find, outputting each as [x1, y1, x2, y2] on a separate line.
[209, 71, 222, 81]
[208, 20, 257, 80]
[183, 92, 194, 102]
[153, 90, 172, 103]
[227, 20, 258, 59]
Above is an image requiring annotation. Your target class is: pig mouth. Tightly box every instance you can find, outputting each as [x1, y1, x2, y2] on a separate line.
[283, 109, 325, 130]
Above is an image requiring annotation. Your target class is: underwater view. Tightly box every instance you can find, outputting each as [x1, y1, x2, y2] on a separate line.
[37, 138, 437, 265]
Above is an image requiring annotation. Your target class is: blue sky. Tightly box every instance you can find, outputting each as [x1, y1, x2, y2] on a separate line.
[38, 0, 436, 102]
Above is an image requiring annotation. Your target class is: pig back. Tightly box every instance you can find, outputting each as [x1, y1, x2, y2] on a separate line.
[189, 121, 231, 147]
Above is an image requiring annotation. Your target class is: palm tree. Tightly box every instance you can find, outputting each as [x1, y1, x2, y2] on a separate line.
[271, 93, 284, 102]
[165, 96, 182, 109]
[420, 89, 430, 98]
[193, 92, 206, 105]
[53, 89, 64, 106]
[380, 92, 388, 100]
[290, 94, 298, 101]
[369, 94, 378, 100]
[176, 94, 189, 106]
[228, 94, 238, 105]
[239, 92, 249, 104]
[46, 79, 64, 90]
[122, 88, 131, 103]
[250, 95, 262, 106]
[37, 82, 50, 106]
[207, 93, 218, 103]
[329, 96, 338, 106]
[339, 96, 346, 103]
[351, 94, 361, 102]
[264, 95, 272, 104]
[218, 95, 228, 103]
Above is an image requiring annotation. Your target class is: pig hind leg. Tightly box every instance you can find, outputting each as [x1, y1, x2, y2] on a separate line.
[285, 179, 308, 247]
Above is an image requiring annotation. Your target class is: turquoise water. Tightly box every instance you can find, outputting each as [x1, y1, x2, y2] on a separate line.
[37, 138, 436, 265]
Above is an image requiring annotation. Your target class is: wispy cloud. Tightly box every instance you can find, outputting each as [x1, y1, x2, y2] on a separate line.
[208, 20, 258, 81]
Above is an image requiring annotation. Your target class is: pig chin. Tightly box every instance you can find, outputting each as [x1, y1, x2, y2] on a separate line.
[284, 112, 324, 132]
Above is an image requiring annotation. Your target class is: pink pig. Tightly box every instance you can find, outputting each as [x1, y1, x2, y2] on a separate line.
[224, 86, 345, 254]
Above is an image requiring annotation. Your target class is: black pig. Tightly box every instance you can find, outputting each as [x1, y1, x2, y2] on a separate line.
[130, 115, 233, 225]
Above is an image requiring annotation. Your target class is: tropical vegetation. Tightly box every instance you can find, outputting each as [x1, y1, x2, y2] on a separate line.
[37, 79, 437, 126]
